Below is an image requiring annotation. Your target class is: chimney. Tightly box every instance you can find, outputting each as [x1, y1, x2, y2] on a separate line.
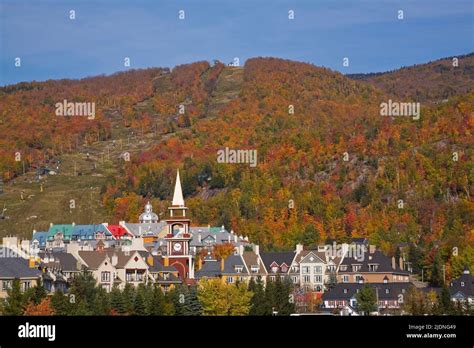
[198, 258, 203, 270]
[227, 235, 231, 243]
[391, 256, 396, 270]
[399, 257, 404, 271]
[72, 222, 75, 226]
[198, 233, 201, 243]
[29, 257, 36, 268]
[369, 245, 376, 254]
[234, 235, 237, 243]
[254, 245, 260, 255]
[239, 245, 244, 255]
[220, 258, 225, 272]
[295, 244, 303, 254]
[50, 222, 53, 228]
[111, 253, 118, 266]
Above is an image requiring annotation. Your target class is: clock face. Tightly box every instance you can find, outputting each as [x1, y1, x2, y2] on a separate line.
[173, 243, 182, 252]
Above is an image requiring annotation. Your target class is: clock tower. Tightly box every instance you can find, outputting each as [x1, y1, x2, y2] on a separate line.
[163, 170, 194, 279]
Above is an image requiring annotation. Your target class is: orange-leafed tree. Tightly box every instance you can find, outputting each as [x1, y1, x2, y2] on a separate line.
[23, 297, 55, 316]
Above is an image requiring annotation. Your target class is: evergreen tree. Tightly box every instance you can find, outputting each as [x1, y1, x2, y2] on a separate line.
[51, 290, 71, 316]
[122, 283, 135, 314]
[133, 290, 146, 315]
[110, 286, 126, 315]
[355, 284, 377, 315]
[182, 285, 202, 316]
[92, 287, 111, 315]
[3, 279, 24, 315]
[431, 254, 444, 287]
[147, 286, 165, 315]
[440, 285, 453, 314]
[263, 277, 276, 315]
[23, 278, 47, 305]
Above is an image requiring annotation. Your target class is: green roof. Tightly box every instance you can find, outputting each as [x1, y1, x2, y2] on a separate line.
[47, 224, 74, 240]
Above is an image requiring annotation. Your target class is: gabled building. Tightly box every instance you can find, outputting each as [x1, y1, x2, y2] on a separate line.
[46, 223, 75, 249]
[0, 247, 41, 298]
[449, 266, 473, 304]
[260, 251, 296, 282]
[145, 254, 182, 291]
[338, 245, 409, 284]
[195, 253, 249, 284]
[293, 248, 327, 292]
[322, 282, 412, 314]
[38, 251, 82, 292]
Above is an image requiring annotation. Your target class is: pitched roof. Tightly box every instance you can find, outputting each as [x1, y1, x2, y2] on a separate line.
[105, 225, 131, 239]
[450, 268, 473, 298]
[260, 252, 296, 272]
[195, 254, 248, 278]
[32, 231, 48, 247]
[72, 224, 110, 240]
[123, 222, 167, 237]
[38, 252, 81, 272]
[172, 170, 185, 206]
[0, 249, 41, 278]
[78, 249, 134, 269]
[47, 224, 74, 240]
[322, 282, 412, 301]
[339, 249, 409, 274]
[242, 251, 266, 275]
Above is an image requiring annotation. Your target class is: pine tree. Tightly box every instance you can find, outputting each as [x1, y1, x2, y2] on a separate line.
[133, 290, 146, 315]
[51, 290, 71, 316]
[24, 278, 47, 305]
[147, 286, 165, 315]
[110, 286, 126, 315]
[122, 283, 135, 315]
[92, 287, 111, 315]
[3, 279, 24, 315]
[440, 285, 453, 314]
[181, 285, 202, 316]
[355, 284, 377, 315]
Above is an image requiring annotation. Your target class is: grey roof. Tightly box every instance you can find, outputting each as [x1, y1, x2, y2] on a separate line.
[450, 268, 473, 298]
[260, 252, 296, 272]
[195, 254, 248, 278]
[39, 252, 81, 272]
[0, 250, 42, 279]
[123, 222, 167, 237]
[322, 282, 412, 301]
[189, 227, 249, 247]
[339, 249, 409, 275]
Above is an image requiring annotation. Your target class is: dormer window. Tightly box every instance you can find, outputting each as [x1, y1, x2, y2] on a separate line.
[352, 264, 362, 272]
[340, 265, 348, 271]
[385, 289, 390, 294]
[343, 289, 348, 294]
[461, 282, 465, 287]
[281, 265, 288, 273]
[235, 266, 243, 273]
[251, 266, 259, 273]
[271, 266, 278, 273]
[368, 264, 379, 272]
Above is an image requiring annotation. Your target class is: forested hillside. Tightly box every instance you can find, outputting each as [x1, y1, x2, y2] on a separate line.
[0, 56, 473, 281]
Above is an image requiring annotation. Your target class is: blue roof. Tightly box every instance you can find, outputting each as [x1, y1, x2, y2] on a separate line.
[32, 231, 48, 247]
[72, 224, 110, 240]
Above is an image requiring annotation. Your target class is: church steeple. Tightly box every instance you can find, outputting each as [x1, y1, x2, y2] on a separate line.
[172, 170, 185, 207]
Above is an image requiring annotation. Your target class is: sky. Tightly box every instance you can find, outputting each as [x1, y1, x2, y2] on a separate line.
[0, 0, 473, 86]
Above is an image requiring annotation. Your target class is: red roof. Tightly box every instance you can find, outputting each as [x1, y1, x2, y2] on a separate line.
[106, 225, 130, 239]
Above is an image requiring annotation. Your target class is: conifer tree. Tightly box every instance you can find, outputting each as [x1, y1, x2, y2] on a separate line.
[3, 279, 24, 315]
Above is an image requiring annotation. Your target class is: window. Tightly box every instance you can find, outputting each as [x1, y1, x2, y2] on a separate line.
[303, 275, 311, 283]
[340, 265, 347, 271]
[385, 289, 390, 294]
[355, 275, 364, 282]
[314, 275, 322, 283]
[235, 266, 243, 273]
[314, 266, 322, 274]
[227, 276, 234, 284]
[342, 275, 349, 283]
[2, 280, 12, 290]
[291, 276, 298, 284]
[126, 273, 132, 282]
[23, 281, 31, 291]
[271, 266, 278, 273]
[461, 282, 465, 287]
[315, 285, 322, 292]
[368, 264, 379, 272]
[343, 288, 348, 294]
[302, 266, 310, 274]
[291, 266, 299, 273]
[281, 265, 288, 273]
[251, 266, 259, 273]
[352, 265, 362, 272]
[101, 271, 111, 282]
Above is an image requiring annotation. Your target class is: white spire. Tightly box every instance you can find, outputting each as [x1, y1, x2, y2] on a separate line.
[172, 170, 185, 207]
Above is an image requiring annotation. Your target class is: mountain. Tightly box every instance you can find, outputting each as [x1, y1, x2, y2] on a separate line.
[348, 53, 474, 102]
[0, 57, 472, 267]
